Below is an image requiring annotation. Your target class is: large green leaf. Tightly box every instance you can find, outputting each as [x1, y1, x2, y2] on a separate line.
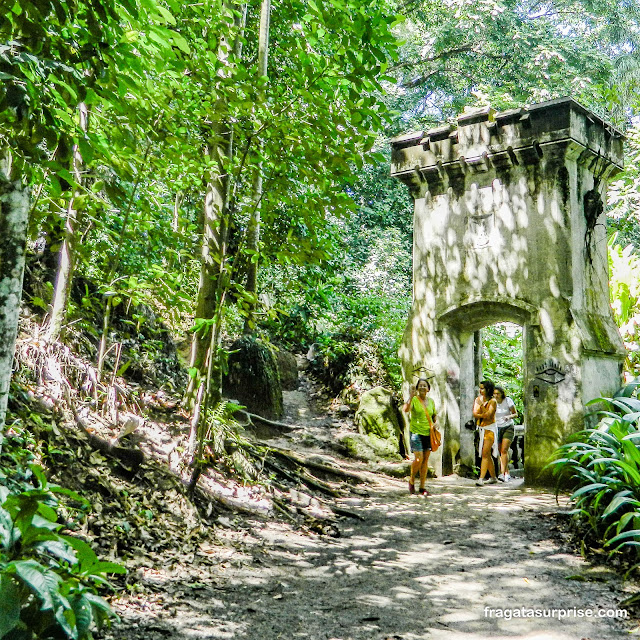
[571, 482, 608, 499]
[602, 491, 640, 518]
[0, 574, 22, 636]
[12, 560, 57, 610]
[606, 528, 640, 548]
[68, 593, 94, 637]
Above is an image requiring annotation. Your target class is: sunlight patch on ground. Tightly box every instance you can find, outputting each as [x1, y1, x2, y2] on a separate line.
[179, 618, 247, 638]
[469, 532, 498, 541]
[356, 594, 394, 607]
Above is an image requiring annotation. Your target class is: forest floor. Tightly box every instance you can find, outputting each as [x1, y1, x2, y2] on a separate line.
[90, 365, 640, 640]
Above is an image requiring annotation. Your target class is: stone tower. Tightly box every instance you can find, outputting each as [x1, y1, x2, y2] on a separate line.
[390, 97, 626, 485]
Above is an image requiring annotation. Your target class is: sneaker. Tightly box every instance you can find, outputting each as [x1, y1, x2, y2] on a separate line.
[475, 479, 484, 486]
[418, 487, 430, 496]
[504, 474, 511, 483]
[486, 477, 498, 485]
[498, 474, 505, 482]
[408, 481, 415, 495]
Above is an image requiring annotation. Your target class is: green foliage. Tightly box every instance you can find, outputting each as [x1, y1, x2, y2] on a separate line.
[0, 466, 124, 639]
[481, 323, 523, 417]
[261, 219, 412, 395]
[549, 382, 640, 559]
[194, 401, 259, 482]
[389, 0, 640, 131]
[608, 125, 640, 247]
[608, 236, 640, 378]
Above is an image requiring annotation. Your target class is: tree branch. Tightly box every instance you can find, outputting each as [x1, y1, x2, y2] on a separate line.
[389, 45, 477, 73]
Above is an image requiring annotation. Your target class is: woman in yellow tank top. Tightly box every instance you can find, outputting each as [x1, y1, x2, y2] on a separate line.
[403, 378, 437, 496]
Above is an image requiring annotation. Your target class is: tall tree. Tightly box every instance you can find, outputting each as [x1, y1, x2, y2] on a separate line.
[45, 103, 88, 342]
[244, 0, 272, 333]
[186, 1, 248, 412]
[0, 150, 30, 437]
[0, 0, 124, 430]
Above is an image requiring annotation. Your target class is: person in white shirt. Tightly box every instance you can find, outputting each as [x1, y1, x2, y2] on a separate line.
[493, 386, 518, 482]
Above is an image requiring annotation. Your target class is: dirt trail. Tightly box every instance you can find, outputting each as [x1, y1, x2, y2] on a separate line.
[101, 372, 638, 640]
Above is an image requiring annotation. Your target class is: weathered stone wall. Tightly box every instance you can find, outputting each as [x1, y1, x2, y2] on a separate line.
[390, 98, 626, 486]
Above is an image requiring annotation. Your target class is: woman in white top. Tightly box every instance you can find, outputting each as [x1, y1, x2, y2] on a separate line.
[494, 386, 518, 482]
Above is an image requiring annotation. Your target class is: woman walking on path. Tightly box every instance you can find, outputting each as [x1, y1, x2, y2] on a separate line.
[494, 385, 518, 483]
[473, 380, 498, 486]
[403, 378, 437, 496]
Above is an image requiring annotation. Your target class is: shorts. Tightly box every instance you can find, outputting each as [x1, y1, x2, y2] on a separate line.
[498, 424, 515, 443]
[410, 432, 432, 452]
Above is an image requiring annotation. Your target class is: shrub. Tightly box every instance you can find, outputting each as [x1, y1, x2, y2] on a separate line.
[0, 465, 124, 640]
[549, 381, 640, 559]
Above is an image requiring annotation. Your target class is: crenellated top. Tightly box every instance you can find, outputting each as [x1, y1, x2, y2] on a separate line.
[389, 98, 624, 192]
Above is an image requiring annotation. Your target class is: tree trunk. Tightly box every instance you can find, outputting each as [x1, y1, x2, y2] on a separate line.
[185, 2, 247, 405]
[46, 103, 88, 342]
[0, 150, 30, 437]
[244, 0, 271, 333]
[185, 130, 233, 404]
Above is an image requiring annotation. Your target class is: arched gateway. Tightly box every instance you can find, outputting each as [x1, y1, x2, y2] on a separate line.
[390, 98, 626, 486]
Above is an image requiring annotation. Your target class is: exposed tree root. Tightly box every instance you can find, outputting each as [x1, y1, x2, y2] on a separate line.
[261, 445, 369, 484]
[234, 409, 297, 433]
[63, 387, 144, 470]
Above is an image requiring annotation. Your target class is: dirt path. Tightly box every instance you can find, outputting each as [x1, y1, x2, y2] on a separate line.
[103, 475, 635, 640]
[100, 371, 638, 640]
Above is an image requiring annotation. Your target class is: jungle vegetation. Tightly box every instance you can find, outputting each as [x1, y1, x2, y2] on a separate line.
[3, 0, 640, 635]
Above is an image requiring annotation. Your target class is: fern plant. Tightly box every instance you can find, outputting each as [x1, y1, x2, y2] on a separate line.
[549, 381, 640, 559]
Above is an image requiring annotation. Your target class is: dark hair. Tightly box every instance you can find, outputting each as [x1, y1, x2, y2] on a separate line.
[480, 379, 495, 397]
[416, 377, 430, 391]
[494, 385, 506, 400]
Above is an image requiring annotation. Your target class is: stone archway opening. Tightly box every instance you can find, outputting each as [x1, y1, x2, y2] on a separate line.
[433, 301, 531, 481]
[476, 321, 524, 479]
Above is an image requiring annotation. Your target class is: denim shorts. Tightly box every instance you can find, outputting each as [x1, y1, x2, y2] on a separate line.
[410, 432, 432, 452]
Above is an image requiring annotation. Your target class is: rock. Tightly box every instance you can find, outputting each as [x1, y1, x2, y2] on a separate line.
[223, 336, 283, 419]
[339, 433, 401, 463]
[116, 412, 144, 440]
[353, 387, 403, 460]
[371, 461, 433, 479]
[276, 348, 299, 390]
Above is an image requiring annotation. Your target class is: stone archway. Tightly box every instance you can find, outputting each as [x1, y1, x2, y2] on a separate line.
[390, 98, 626, 486]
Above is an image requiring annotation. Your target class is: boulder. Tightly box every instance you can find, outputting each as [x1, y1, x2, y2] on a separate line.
[352, 387, 403, 460]
[223, 336, 283, 419]
[276, 348, 299, 390]
[339, 433, 400, 463]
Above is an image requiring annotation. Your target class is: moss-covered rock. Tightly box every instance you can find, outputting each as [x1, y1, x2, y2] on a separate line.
[353, 387, 402, 459]
[339, 433, 394, 462]
[223, 336, 283, 419]
[276, 348, 299, 391]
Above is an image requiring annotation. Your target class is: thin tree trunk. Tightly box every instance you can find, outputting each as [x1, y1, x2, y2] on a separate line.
[244, 0, 271, 333]
[0, 149, 30, 438]
[185, 134, 232, 403]
[46, 103, 88, 342]
[96, 295, 112, 380]
[95, 127, 157, 382]
[172, 191, 181, 234]
[166, 191, 182, 272]
[185, 2, 247, 405]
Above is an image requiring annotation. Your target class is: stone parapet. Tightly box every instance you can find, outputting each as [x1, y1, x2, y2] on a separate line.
[390, 98, 624, 196]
